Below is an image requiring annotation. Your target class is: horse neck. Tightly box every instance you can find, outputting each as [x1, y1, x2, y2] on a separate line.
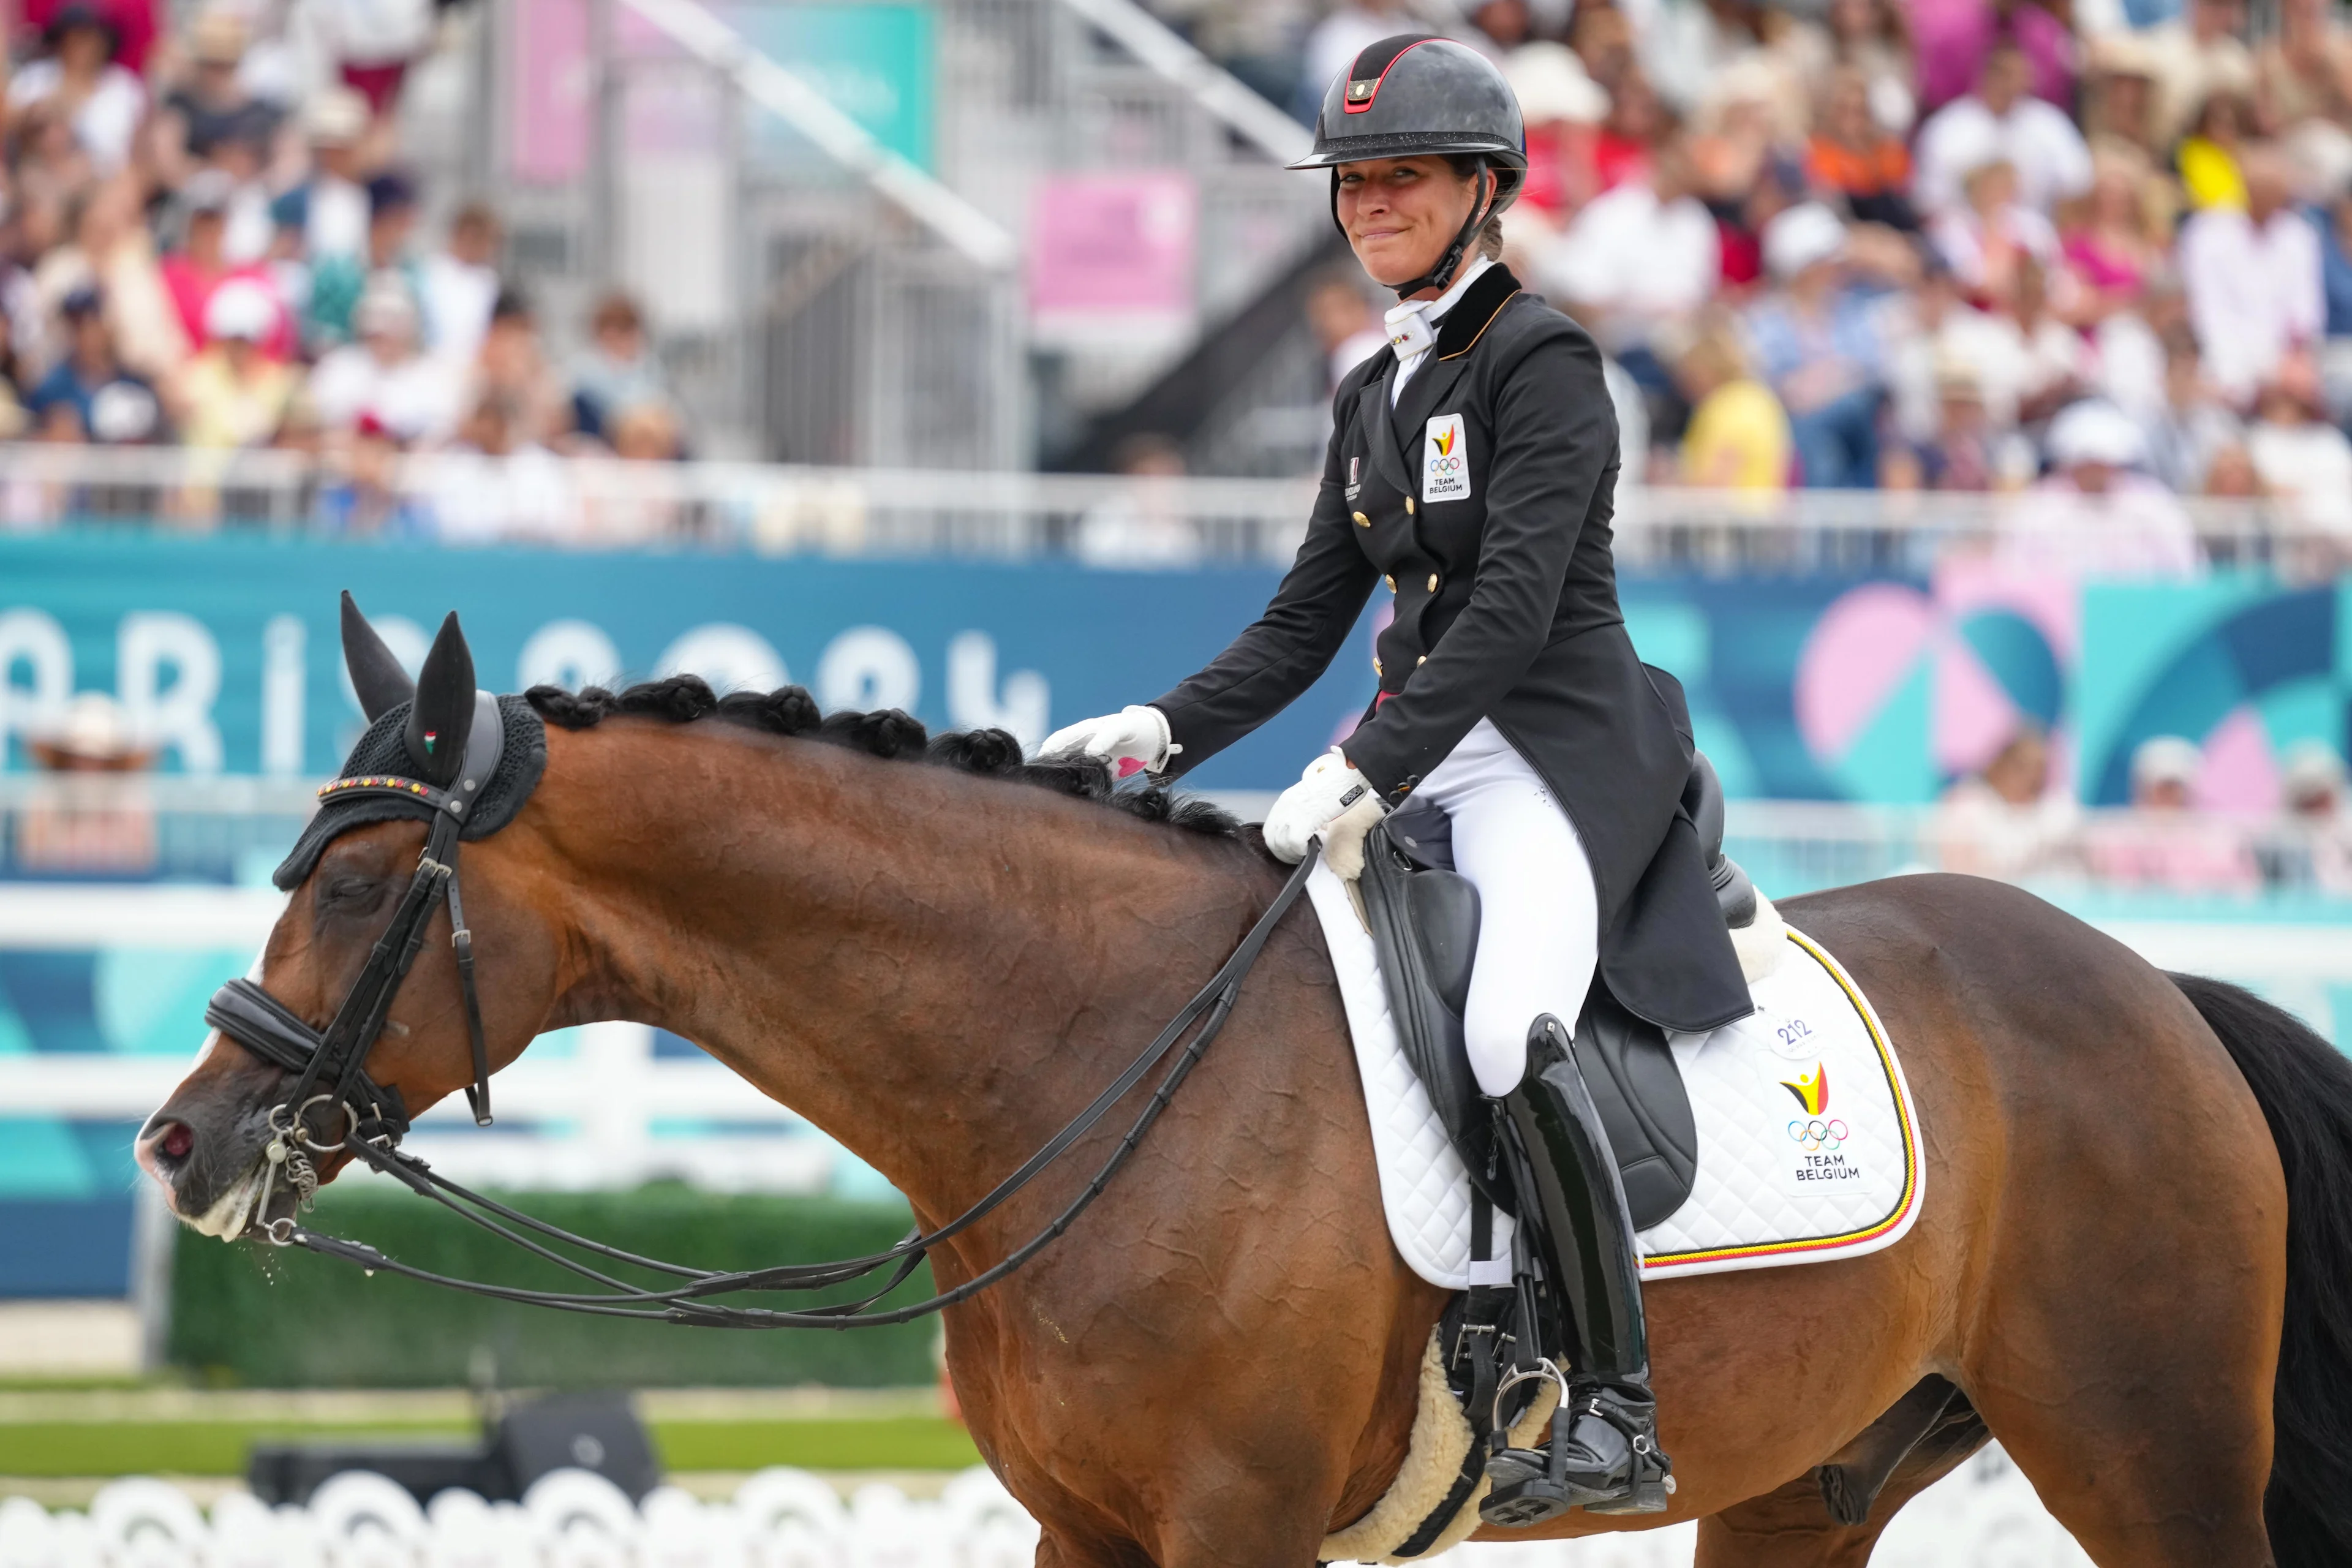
[532, 721, 1268, 1224]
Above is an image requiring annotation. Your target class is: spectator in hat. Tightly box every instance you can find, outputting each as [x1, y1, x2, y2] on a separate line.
[2143, 0, 2258, 149]
[159, 9, 281, 167]
[1885, 357, 2034, 491]
[568, 292, 672, 446]
[2081, 31, 2162, 157]
[420, 202, 502, 370]
[2180, 142, 2324, 401]
[304, 170, 421, 352]
[2085, 734, 2258, 894]
[18, 691, 157, 875]
[276, 87, 375, 263]
[2258, 739, 2352, 891]
[307, 277, 455, 440]
[159, 172, 293, 358]
[28, 285, 163, 443]
[176, 277, 302, 449]
[2000, 398, 2201, 578]
[1743, 202, 1889, 488]
[6, 4, 146, 175]
[1914, 38, 2092, 218]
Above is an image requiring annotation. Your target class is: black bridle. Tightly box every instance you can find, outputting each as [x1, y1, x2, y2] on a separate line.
[201, 742, 1318, 1329]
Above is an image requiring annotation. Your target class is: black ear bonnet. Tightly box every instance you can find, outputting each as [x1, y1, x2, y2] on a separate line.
[273, 693, 547, 890]
[274, 597, 548, 890]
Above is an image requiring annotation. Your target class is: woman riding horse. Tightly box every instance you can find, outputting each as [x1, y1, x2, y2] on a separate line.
[1043, 35, 1751, 1518]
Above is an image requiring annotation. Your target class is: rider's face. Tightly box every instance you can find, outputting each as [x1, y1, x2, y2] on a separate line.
[1335, 157, 1485, 295]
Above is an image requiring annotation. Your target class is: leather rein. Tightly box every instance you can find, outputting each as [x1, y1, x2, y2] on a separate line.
[201, 751, 1318, 1329]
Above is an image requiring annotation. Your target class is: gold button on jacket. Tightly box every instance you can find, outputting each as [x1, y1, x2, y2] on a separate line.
[1352, 511, 1370, 528]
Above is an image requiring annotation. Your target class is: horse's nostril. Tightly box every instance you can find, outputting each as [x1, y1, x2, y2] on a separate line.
[159, 1122, 194, 1161]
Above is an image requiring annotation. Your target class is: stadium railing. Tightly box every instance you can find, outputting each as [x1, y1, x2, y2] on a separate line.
[0, 445, 2340, 573]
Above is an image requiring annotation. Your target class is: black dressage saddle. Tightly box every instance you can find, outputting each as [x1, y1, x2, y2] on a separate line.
[1355, 756, 1760, 1232]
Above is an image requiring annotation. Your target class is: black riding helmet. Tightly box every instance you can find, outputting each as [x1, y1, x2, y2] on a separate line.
[1289, 35, 1529, 297]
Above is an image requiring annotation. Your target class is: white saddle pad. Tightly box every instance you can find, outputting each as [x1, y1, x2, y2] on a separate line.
[1305, 862, 1925, 1289]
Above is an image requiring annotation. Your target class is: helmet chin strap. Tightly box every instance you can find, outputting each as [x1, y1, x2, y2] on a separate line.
[1329, 165, 1498, 302]
[1393, 165, 1493, 301]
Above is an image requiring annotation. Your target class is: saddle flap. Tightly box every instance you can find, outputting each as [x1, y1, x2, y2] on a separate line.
[1358, 819, 1700, 1233]
[1574, 998, 1698, 1232]
[1358, 825, 1503, 1208]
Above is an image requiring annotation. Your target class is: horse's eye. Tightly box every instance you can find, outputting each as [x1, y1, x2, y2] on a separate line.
[321, 876, 382, 911]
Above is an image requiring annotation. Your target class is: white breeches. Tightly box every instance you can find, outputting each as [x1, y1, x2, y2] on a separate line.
[1412, 718, 1600, 1097]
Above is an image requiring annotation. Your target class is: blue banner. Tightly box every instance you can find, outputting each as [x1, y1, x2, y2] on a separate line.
[2, 533, 2346, 807]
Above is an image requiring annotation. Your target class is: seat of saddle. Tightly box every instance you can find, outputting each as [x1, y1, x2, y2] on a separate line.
[1306, 839, 1926, 1289]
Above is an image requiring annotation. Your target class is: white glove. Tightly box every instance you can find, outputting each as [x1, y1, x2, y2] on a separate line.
[1264, 747, 1387, 876]
[1036, 704, 1177, 776]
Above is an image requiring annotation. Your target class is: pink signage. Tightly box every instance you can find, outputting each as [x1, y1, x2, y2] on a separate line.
[1026, 172, 1197, 318]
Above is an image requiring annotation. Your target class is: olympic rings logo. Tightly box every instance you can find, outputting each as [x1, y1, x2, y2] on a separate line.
[1428, 456, 1464, 473]
[1787, 1118, 1848, 1151]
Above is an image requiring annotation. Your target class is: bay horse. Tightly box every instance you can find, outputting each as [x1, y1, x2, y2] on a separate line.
[138, 673, 2352, 1567]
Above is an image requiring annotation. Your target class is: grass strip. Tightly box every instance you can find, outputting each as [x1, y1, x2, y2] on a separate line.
[0, 1417, 980, 1478]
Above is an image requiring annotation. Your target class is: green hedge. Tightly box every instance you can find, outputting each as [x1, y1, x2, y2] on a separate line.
[168, 1186, 938, 1389]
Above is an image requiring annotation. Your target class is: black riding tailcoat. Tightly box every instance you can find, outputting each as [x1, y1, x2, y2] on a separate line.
[1152, 264, 1751, 1034]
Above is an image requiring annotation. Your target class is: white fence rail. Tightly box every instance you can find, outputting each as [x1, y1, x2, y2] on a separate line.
[0, 1450, 2093, 1567]
[2, 858, 2346, 1194]
[0, 446, 2343, 572]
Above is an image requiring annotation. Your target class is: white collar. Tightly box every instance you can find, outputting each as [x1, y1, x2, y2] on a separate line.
[1384, 255, 1496, 361]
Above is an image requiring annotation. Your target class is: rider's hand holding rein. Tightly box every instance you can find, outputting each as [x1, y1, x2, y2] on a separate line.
[1264, 747, 1385, 875]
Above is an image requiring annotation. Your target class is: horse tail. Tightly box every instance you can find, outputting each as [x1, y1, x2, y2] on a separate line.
[2169, 971, 2352, 1567]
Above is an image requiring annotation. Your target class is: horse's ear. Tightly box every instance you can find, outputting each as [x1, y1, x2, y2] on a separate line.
[342, 590, 415, 721]
[403, 612, 475, 788]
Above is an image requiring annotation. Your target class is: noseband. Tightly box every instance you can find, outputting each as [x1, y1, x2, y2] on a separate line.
[195, 700, 1317, 1330]
[202, 693, 503, 1213]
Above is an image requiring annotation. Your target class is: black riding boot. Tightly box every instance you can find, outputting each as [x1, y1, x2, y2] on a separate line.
[1480, 1015, 1673, 1525]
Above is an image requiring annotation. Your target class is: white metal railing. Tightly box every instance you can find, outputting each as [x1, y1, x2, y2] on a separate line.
[0, 1447, 2096, 1566]
[1, 445, 2344, 573]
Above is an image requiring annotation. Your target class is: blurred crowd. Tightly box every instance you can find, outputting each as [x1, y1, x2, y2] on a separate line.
[1937, 725, 2352, 892]
[1273, 0, 2352, 564]
[0, 0, 689, 537]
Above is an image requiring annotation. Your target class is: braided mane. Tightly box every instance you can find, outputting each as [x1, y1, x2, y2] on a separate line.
[524, 677, 1243, 839]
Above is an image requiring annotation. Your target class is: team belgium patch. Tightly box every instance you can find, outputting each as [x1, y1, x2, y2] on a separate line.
[1423, 413, 1470, 503]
